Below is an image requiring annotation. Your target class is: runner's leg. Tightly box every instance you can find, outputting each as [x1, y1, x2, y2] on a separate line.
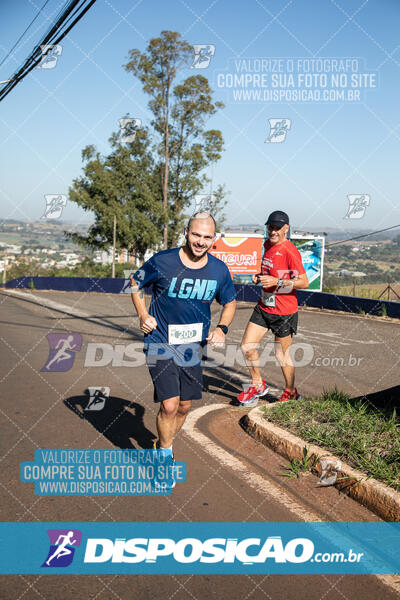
[275, 334, 295, 391]
[241, 321, 269, 384]
[156, 396, 180, 448]
[174, 400, 192, 436]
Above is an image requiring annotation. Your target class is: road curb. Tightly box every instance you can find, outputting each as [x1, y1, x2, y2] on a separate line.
[241, 404, 400, 522]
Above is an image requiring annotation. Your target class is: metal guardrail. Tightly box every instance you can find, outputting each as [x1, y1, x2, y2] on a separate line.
[3, 276, 400, 319]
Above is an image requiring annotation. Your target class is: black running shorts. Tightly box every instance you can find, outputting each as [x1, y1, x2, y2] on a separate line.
[249, 304, 298, 338]
[146, 356, 203, 403]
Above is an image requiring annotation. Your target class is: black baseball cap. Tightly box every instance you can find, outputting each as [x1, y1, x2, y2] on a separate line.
[265, 210, 289, 227]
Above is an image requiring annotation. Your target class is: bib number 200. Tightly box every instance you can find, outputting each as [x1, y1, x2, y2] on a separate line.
[168, 323, 203, 345]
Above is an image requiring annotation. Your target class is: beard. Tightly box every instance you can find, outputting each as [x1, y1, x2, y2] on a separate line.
[185, 238, 210, 260]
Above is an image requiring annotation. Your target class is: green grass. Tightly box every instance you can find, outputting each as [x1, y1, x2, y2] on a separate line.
[261, 388, 400, 491]
[281, 446, 319, 479]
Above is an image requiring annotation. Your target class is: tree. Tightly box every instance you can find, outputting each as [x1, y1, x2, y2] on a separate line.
[66, 128, 163, 263]
[124, 30, 225, 248]
[209, 184, 228, 231]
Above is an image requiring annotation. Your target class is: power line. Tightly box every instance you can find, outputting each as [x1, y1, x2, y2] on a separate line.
[327, 223, 400, 247]
[0, 0, 52, 71]
[0, 0, 82, 99]
[0, 0, 97, 103]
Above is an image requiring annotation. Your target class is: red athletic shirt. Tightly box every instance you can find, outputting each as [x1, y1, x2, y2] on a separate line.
[258, 239, 306, 315]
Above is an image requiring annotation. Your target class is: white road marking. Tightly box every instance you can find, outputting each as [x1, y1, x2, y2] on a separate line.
[300, 328, 381, 345]
[1, 289, 124, 332]
[183, 403, 324, 521]
[296, 337, 347, 348]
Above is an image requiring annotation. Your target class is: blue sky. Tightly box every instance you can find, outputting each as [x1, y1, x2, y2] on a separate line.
[0, 0, 399, 235]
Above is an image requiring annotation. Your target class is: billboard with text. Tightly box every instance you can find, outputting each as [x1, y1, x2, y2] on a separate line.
[209, 234, 263, 284]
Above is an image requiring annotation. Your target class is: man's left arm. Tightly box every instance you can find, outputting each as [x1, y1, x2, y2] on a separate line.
[257, 272, 309, 290]
[279, 272, 309, 291]
[259, 247, 309, 291]
[206, 299, 237, 347]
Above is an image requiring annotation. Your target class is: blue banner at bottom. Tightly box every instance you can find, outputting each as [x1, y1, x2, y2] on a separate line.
[0, 522, 399, 574]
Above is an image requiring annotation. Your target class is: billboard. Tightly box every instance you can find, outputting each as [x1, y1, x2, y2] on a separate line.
[209, 234, 263, 284]
[291, 235, 325, 291]
[210, 232, 325, 291]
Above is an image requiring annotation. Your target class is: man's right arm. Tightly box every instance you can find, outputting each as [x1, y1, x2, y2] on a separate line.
[131, 288, 157, 334]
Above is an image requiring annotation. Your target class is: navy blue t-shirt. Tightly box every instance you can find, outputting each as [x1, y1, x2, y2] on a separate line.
[133, 248, 236, 347]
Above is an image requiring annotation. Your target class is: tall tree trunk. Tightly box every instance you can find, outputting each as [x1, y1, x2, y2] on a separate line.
[162, 84, 170, 249]
[111, 214, 117, 278]
[170, 127, 184, 248]
[163, 150, 168, 249]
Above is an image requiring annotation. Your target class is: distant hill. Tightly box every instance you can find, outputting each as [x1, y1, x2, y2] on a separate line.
[225, 223, 399, 242]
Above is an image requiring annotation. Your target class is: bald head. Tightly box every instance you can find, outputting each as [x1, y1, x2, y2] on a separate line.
[187, 211, 216, 234]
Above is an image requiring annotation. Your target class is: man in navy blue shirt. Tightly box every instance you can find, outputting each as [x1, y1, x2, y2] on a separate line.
[131, 212, 236, 458]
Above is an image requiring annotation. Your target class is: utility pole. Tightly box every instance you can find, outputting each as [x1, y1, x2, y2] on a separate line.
[2, 249, 8, 285]
[111, 214, 117, 278]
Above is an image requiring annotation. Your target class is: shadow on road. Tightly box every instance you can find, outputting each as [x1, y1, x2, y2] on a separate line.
[202, 361, 246, 403]
[202, 361, 281, 405]
[64, 391, 156, 449]
[352, 385, 400, 420]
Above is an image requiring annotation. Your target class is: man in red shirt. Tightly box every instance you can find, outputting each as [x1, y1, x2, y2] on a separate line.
[238, 210, 309, 406]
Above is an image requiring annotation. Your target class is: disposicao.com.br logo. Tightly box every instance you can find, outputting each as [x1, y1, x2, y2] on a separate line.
[84, 535, 364, 566]
[0, 523, 398, 574]
[67, 524, 396, 575]
[85, 535, 315, 564]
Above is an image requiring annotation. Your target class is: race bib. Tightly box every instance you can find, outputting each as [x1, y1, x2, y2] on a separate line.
[168, 323, 203, 345]
[261, 290, 276, 308]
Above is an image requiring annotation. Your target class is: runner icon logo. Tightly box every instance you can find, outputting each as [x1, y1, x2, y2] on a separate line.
[41, 333, 82, 372]
[42, 529, 82, 568]
[122, 268, 145, 294]
[191, 45, 215, 69]
[194, 193, 215, 213]
[118, 118, 142, 143]
[41, 194, 67, 220]
[265, 119, 291, 143]
[37, 45, 63, 69]
[317, 458, 342, 487]
[86, 387, 110, 411]
[344, 194, 370, 219]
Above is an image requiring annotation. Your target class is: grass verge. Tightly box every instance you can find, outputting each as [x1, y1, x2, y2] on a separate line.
[261, 388, 400, 492]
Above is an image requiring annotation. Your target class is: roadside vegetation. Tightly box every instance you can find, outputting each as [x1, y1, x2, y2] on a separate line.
[324, 283, 400, 301]
[262, 388, 400, 491]
[5, 259, 135, 280]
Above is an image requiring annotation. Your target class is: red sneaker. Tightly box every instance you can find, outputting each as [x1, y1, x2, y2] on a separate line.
[238, 380, 269, 407]
[279, 388, 301, 402]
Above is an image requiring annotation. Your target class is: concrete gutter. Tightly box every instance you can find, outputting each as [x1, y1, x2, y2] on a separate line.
[241, 404, 400, 522]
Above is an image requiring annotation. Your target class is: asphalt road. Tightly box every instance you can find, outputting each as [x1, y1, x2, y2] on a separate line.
[1, 289, 399, 600]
